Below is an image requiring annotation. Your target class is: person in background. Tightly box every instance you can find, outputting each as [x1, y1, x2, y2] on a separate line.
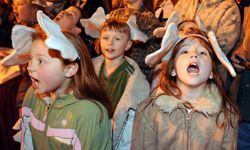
[229, 0, 250, 149]
[108, 0, 162, 82]
[92, 19, 150, 149]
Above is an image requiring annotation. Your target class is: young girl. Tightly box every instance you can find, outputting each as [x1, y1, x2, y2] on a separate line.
[20, 11, 112, 149]
[92, 19, 150, 149]
[131, 28, 239, 150]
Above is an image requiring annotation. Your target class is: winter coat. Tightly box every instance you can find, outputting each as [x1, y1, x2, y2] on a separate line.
[174, 0, 241, 54]
[131, 84, 238, 150]
[92, 55, 150, 149]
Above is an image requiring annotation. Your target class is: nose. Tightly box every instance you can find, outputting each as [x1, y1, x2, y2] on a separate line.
[190, 49, 198, 58]
[107, 38, 113, 45]
[27, 60, 35, 72]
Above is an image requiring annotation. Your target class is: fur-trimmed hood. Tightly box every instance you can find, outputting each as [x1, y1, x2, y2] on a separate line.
[154, 84, 222, 116]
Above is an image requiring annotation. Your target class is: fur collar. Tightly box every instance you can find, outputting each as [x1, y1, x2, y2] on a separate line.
[154, 84, 222, 116]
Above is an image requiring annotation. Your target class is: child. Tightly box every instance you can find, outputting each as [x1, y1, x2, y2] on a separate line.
[20, 11, 112, 149]
[53, 6, 82, 34]
[131, 26, 239, 149]
[92, 19, 150, 149]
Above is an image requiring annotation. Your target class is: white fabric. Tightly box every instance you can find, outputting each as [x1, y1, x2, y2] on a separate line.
[37, 10, 79, 61]
[80, 7, 148, 43]
[0, 25, 36, 66]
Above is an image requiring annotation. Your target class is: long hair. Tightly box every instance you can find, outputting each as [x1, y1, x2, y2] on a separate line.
[34, 26, 113, 119]
[158, 29, 239, 128]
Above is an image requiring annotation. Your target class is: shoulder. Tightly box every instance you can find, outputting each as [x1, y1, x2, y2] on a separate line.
[72, 99, 108, 118]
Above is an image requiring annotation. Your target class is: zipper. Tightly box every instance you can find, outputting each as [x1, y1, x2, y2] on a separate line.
[186, 109, 193, 150]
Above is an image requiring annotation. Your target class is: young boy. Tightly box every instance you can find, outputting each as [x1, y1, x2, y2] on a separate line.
[92, 19, 150, 150]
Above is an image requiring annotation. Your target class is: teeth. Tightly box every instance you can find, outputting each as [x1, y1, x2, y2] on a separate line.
[190, 62, 197, 66]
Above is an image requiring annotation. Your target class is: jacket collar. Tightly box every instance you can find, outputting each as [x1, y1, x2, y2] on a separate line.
[154, 84, 222, 116]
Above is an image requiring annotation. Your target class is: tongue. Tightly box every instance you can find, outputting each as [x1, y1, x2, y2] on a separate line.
[187, 66, 199, 73]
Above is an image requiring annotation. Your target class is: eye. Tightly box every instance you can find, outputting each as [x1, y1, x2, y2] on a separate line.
[180, 50, 188, 54]
[200, 51, 207, 56]
[102, 36, 108, 40]
[115, 37, 121, 41]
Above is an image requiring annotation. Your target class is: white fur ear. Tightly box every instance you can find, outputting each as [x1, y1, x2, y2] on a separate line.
[64, 63, 79, 77]
[145, 23, 179, 67]
[126, 15, 148, 43]
[171, 69, 176, 77]
[209, 72, 214, 79]
[80, 7, 106, 38]
[207, 31, 236, 77]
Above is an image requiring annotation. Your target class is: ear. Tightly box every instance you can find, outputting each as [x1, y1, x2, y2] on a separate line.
[171, 68, 176, 77]
[71, 27, 82, 34]
[64, 63, 79, 77]
[125, 40, 132, 51]
[209, 72, 214, 79]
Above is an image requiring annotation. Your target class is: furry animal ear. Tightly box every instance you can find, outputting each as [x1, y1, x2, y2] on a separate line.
[145, 23, 179, 67]
[0, 25, 36, 66]
[80, 7, 106, 38]
[37, 10, 80, 61]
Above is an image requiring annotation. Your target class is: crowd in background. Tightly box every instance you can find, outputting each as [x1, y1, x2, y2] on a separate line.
[0, 0, 249, 149]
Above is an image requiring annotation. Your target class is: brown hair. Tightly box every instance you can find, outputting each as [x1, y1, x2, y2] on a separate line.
[157, 30, 239, 128]
[100, 19, 131, 39]
[34, 26, 113, 119]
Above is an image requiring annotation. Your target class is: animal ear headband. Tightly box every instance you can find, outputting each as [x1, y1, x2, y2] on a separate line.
[145, 11, 236, 77]
[1, 11, 79, 66]
[80, 7, 149, 43]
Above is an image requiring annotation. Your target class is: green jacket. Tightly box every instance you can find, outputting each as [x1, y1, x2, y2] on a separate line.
[22, 87, 112, 150]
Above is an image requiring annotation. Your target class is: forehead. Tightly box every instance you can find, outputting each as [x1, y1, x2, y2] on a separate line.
[30, 38, 48, 54]
[13, 0, 26, 5]
[66, 6, 81, 18]
[101, 29, 128, 37]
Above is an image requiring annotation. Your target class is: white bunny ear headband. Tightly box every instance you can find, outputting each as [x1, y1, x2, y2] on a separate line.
[0, 11, 79, 66]
[80, 7, 149, 43]
[145, 13, 236, 77]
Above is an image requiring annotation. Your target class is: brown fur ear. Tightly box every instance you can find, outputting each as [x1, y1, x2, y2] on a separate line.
[64, 63, 79, 77]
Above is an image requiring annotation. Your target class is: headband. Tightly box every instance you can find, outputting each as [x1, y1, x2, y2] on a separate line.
[1, 11, 80, 66]
[80, 7, 149, 43]
[145, 12, 236, 77]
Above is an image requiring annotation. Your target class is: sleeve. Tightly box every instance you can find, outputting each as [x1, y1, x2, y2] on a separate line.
[73, 104, 111, 150]
[216, 3, 241, 54]
[131, 104, 157, 150]
[221, 122, 238, 150]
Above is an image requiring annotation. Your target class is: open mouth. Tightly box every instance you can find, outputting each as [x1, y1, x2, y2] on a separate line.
[30, 76, 39, 89]
[187, 62, 199, 74]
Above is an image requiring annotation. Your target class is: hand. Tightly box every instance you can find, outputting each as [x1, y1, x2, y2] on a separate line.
[231, 53, 246, 72]
[76, 0, 87, 9]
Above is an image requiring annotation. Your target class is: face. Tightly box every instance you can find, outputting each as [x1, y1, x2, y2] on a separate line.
[12, 0, 37, 26]
[172, 38, 213, 88]
[54, 6, 81, 31]
[27, 39, 67, 95]
[100, 30, 132, 61]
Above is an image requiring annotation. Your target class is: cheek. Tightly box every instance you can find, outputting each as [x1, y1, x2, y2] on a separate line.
[38, 67, 65, 84]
